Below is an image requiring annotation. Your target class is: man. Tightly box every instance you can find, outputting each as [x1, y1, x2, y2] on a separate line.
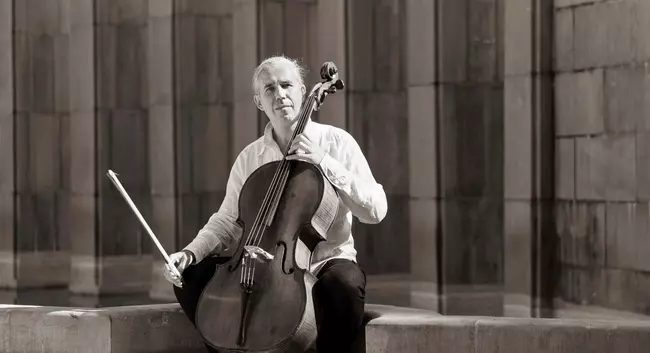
[164, 55, 387, 353]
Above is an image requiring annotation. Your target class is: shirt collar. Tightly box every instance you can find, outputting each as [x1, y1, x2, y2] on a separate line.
[259, 119, 320, 156]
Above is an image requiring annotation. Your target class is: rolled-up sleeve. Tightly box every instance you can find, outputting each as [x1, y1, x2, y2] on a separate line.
[318, 137, 388, 224]
[183, 151, 247, 263]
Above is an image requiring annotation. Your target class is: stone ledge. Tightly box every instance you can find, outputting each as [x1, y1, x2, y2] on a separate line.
[1, 303, 650, 353]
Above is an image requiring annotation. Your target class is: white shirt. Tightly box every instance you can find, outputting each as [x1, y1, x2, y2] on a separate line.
[183, 120, 388, 275]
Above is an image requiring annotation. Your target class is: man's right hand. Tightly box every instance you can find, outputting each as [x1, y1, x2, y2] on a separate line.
[164, 251, 194, 288]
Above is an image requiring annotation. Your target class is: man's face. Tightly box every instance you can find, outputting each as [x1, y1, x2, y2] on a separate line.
[254, 62, 306, 129]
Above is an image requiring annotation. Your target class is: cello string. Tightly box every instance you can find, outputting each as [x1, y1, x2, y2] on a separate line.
[243, 95, 315, 284]
[247, 94, 315, 250]
[244, 95, 317, 283]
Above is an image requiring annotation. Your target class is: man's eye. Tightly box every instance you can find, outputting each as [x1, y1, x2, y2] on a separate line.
[282, 83, 291, 88]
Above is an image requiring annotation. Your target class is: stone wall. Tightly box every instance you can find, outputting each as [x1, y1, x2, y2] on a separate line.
[553, 0, 650, 315]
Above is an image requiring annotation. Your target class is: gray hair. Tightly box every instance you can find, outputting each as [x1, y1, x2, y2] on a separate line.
[251, 55, 307, 95]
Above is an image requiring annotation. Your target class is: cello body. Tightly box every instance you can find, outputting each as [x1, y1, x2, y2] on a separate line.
[195, 160, 340, 352]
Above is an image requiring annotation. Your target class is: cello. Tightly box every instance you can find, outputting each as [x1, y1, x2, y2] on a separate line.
[194, 62, 345, 352]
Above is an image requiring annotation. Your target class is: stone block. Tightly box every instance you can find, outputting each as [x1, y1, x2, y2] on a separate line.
[554, 7, 573, 72]
[60, 0, 71, 34]
[69, 112, 95, 194]
[69, 26, 95, 112]
[439, 0, 468, 82]
[148, 16, 173, 106]
[115, 25, 147, 110]
[635, 0, 650, 62]
[13, 32, 32, 113]
[69, 0, 94, 28]
[68, 194, 96, 257]
[606, 203, 650, 272]
[98, 193, 151, 256]
[604, 135, 636, 201]
[407, 85, 436, 198]
[357, 196, 410, 275]
[14, 112, 29, 193]
[374, 0, 405, 91]
[1, 306, 111, 353]
[347, 0, 374, 92]
[366, 316, 476, 353]
[366, 92, 408, 195]
[29, 114, 60, 191]
[0, 26, 12, 118]
[443, 198, 503, 285]
[555, 70, 604, 136]
[575, 135, 636, 201]
[103, 110, 148, 191]
[409, 199, 438, 282]
[504, 75, 532, 199]
[347, 92, 368, 150]
[504, 0, 532, 76]
[177, 193, 202, 246]
[260, 0, 284, 58]
[59, 113, 71, 192]
[173, 15, 197, 106]
[504, 200, 531, 295]
[96, 0, 147, 25]
[54, 34, 70, 114]
[406, 0, 435, 86]
[0, 0, 12, 37]
[149, 0, 173, 18]
[196, 16, 222, 106]
[637, 134, 650, 200]
[0, 194, 14, 251]
[476, 316, 623, 353]
[27, 0, 59, 35]
[604, 65, 648, 134]
[574, 1, 635, 69]
[174, 106, 196, 195]
[149, 105, 175, 196]
[219, 16, 233, 105]
[193, 105, 230, 193]
[176, 0, 233, 16]
[0, 114, 13, 193]
[441, 84, 503, 198]
[555, 138, 575, 199]
[468, 0, 497, 82]
[555, 201, 606, 267]
[31, 34, 56, 114]
[604, 269, 650, 315]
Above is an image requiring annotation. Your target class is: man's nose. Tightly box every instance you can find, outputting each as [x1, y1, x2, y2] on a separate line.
[274, 87, 287, 99]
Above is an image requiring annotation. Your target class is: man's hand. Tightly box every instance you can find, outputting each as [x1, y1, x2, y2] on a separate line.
[163, 251, 194, 288]
[285, 133, 325, 165]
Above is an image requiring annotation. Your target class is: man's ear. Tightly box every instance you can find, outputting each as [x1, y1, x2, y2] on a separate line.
[253, 95, 263, 111]
[301, 85, 306, 96]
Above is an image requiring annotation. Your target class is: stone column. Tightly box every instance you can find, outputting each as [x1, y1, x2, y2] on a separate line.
[503, 0, 555, 317]
[417, 0, 504, 317]
[0, 0, 70, 296]
[405, 0, 439, 311]
[69, 0, 152, 305]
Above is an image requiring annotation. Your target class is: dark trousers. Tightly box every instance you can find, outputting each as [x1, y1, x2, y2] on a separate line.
[173, 256, 367, 353]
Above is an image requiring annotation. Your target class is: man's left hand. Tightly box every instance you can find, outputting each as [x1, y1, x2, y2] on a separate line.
[285, 133, 326, 165]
